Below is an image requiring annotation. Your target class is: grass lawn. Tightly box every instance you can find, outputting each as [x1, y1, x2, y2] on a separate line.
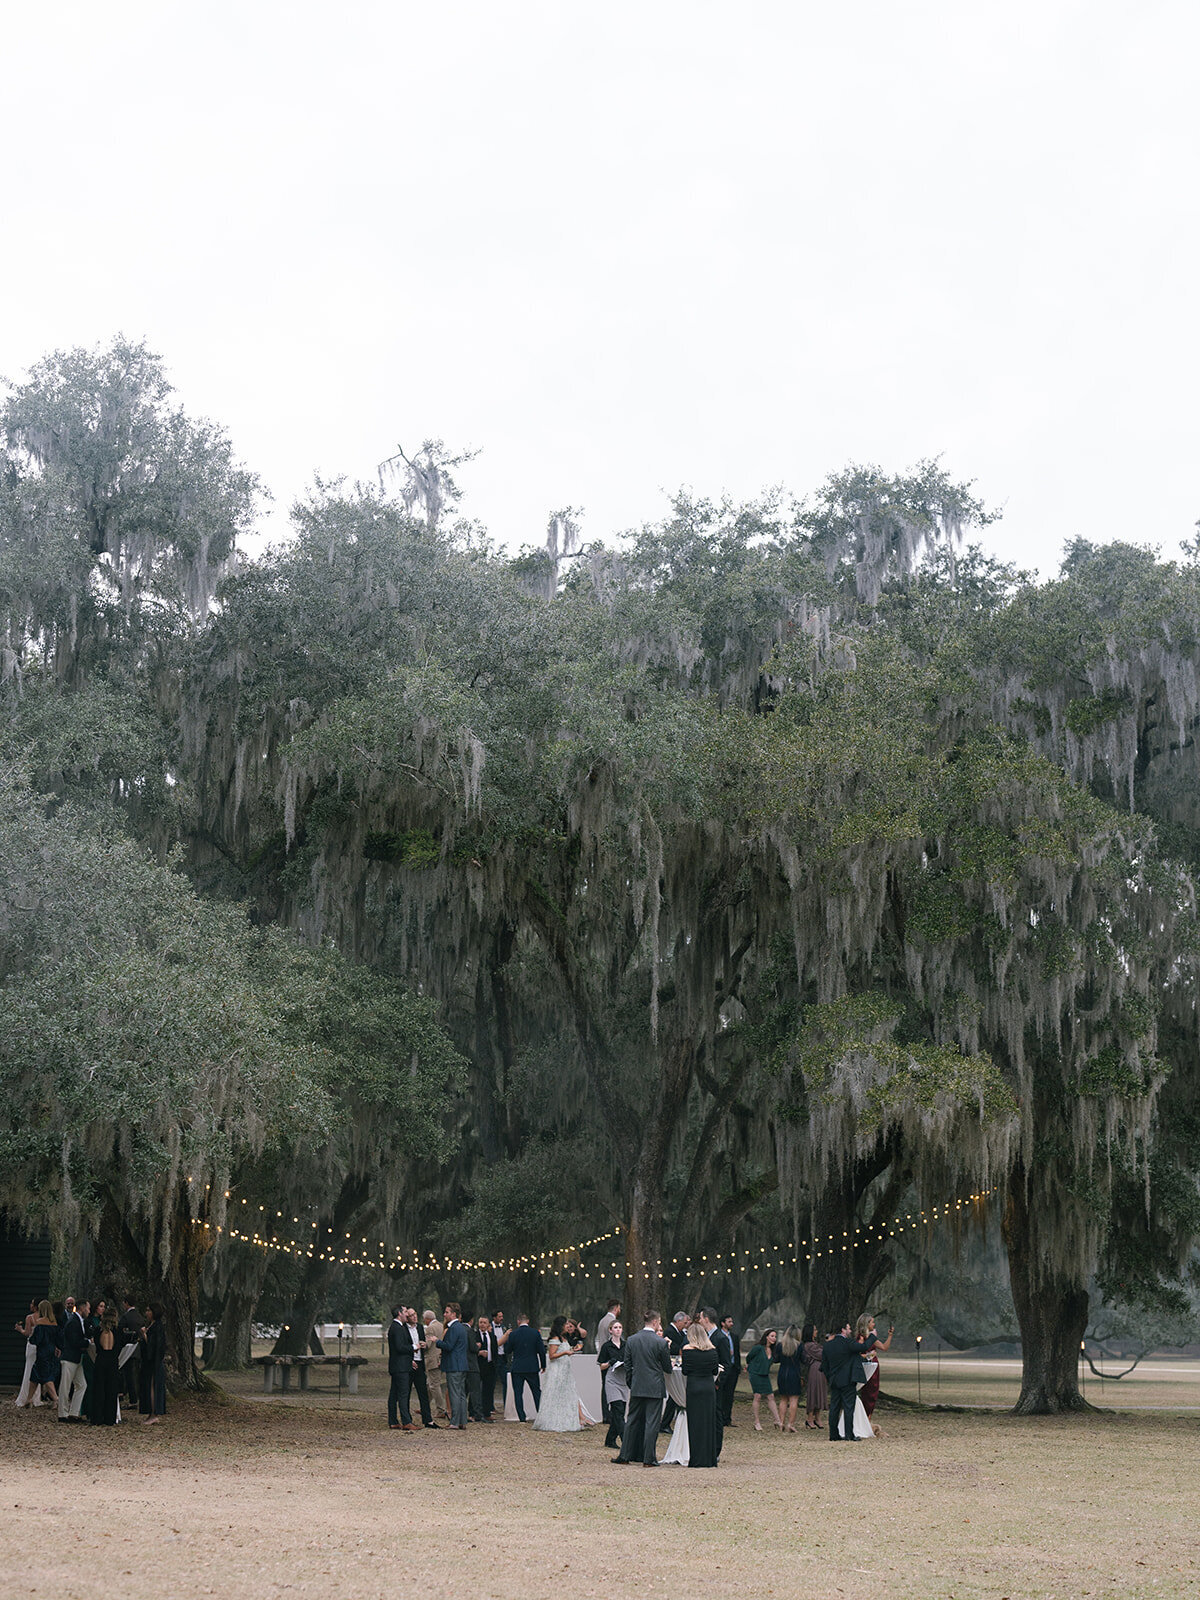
[3, 1362, 1198, 1600]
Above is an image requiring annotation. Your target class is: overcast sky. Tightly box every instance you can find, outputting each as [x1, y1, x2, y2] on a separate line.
[4, 0, 1197, 573]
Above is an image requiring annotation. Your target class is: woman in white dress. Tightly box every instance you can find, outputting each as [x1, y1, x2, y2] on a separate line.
[533, 1316, 597, 1431]
[14, 1299, 39, 1407]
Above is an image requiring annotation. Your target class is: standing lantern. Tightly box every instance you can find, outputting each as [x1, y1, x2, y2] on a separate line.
[915, 1334, 922, 1405]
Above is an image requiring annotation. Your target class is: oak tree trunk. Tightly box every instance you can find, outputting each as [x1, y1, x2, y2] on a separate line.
[147, 1191, 216, 1391]
[1004, 1179, 1090, 1414]
[209, 1259, 269, 1370]
[804, 1158, 896, 1338]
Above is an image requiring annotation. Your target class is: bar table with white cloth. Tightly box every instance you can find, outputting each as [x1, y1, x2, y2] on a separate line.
[503, 1353, 603, 1422]
[660, 1367, 690, 1464]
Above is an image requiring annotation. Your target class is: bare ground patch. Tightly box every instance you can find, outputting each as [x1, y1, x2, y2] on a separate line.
[2, 1388, 1198, 1599]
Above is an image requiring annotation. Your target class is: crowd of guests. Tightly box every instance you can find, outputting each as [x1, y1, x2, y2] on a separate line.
[385, 1299, 745, 1469]
[384, 1298, 896, 1461]
[746, 1314, 894, 1438]
[15, 1288, 892, 1453]
[385, 1303, 597, 1430]
[13, 1294, 168, 1424]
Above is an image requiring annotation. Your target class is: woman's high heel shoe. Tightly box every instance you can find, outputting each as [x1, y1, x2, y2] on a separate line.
[754, 1421, 763, 1431]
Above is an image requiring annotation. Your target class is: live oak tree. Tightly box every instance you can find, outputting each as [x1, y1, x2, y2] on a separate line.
[0, 344, 465, 1386]
[6, 338, 1200, 1414]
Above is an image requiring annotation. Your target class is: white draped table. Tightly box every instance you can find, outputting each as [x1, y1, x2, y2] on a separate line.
[660, 1367, 690, 1464]
[503, 1353, 603, 1422]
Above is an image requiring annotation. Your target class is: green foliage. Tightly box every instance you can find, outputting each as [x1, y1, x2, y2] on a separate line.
[1064, 689, 1130, 737]
[0, 766, 325, 1241]
[363, 827, 440, 867]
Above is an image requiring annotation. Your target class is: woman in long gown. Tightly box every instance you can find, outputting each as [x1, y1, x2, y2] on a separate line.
[680, 1323, 719, 1467]
[533, 1316, 595, 1431]
[802, 1324, 826, 1431]
[14, 1299, 39, 1407]
[774, 1325, 804, 1433]
[854, 1312, 893, 1436]
[90, 1310, 121, 1425]
[746, 1329, 783, 1431]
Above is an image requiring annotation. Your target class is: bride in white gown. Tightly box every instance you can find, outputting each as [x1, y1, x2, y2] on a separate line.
[834, 1359, 876, 1441]
[532, 1317, 597, 1432]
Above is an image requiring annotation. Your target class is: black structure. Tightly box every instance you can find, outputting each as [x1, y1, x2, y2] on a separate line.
[0, 1215, 52, 1386]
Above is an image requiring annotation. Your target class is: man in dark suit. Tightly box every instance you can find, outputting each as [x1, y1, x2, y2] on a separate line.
[614, 1311, 673, 1467]
[718, 1313, 741, 1425]
[659, 1311, 690, 1431]
[387, 1306, 411, 1430]
[491, 1311, 509, 1409]
[698, 1306, 727, 1458]
[57, 1298, 90, 1421]
[399, 1305, 436, 1428]
[476, 1316, 498, 1420]
[117, 1296, 144, 1408]
[465, 1317, 484, 1421]
[505, 1313, 547, 1421]
[436, 1303, 470, 1428]
[820, 1320, 879, 1441]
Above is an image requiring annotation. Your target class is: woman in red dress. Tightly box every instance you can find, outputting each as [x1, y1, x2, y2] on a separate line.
[854, 1312, 893, 1433]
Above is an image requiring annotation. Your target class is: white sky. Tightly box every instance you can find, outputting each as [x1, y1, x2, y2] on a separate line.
[3, 0, 1197, 573]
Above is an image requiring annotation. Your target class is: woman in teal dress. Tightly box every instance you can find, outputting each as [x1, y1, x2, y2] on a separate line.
[746, 1329, 783, 1431]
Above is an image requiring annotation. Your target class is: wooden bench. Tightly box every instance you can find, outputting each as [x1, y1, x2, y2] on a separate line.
[251, 1355, 369, 1394]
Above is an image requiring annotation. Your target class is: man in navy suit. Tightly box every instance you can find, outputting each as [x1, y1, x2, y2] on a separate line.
[386, 1306, 408, 1430]
[436, 1303, 470, 1428]
[505, 1313, 547, 1421]
[58, 1298, 90, 1421]
[387, 1305, 435, 1430]
[820, 1320, 879, 1441]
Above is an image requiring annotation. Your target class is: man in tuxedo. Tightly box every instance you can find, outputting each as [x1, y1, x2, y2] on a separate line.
[400, 1306, 436, 1428]
[820, 1319, 879, 1441]
[436, 1303, 469, 1428]
[491, 1311, 509, 1408]
[698, 1306, 727, 1458]
[57, 1298, 90, 1421]
[718, 1313, 741, 1425]
[476, 1316, 498, 1420]
[613, 1311, 672, 1467]
[387, 1306, 410, 1430]
[464, 1316, 484, 1421]
[505, 1313, 547, 1421]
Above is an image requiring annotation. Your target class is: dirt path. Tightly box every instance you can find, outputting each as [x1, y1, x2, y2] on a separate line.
[3, 1390, 1198, 1599]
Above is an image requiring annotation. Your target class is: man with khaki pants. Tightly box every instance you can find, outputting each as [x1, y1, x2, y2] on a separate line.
[423, 1310, 446, 1419]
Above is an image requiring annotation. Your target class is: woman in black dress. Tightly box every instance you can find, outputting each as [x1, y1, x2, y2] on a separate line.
[774, 1324, 804, 1433]
[597, 1319, 628, 1448]
[138, 1303, 167, 1422]
[681, 1322, 720, 1468]
[90, 1310, 121, 1425]
[29, 1300, 60, 1410]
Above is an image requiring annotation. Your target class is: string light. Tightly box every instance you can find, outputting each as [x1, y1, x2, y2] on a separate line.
[204, 1187, 997, 1276]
